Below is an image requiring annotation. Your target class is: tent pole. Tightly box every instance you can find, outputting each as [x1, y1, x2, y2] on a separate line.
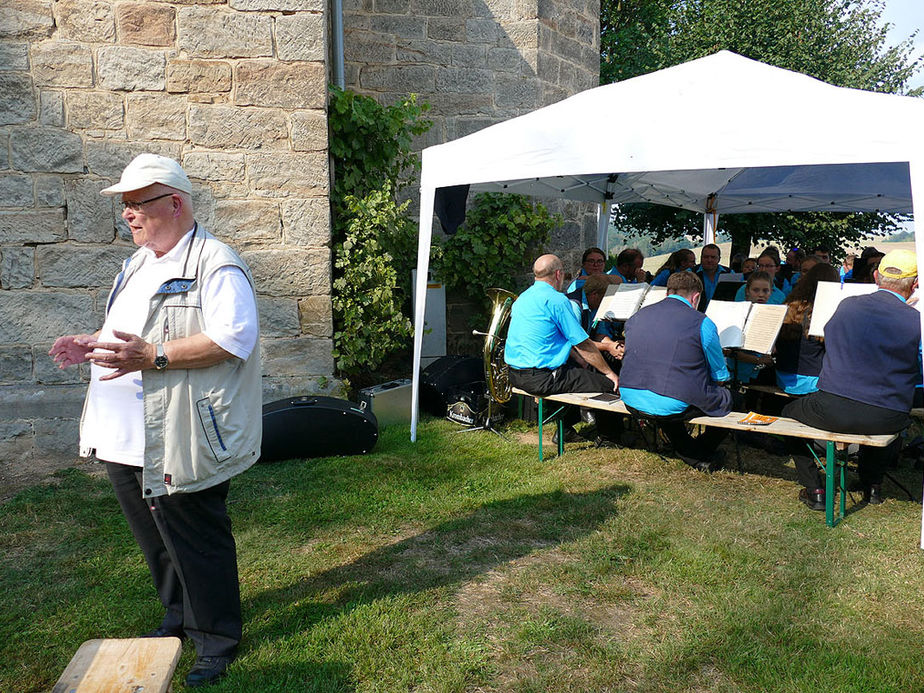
[411, 186, 436, 442]
[596, 201, 612, 250]
[910, 158, 924, 549]
[703, 210, 718, 245]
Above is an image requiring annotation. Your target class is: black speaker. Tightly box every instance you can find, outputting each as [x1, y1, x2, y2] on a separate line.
[419, 355, 484, 416]
[260, 395, 378, 462]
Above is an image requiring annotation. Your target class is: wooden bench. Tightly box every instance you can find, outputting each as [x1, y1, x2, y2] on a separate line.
[513, 388, 898, 528]
[53, 637, 182, 693]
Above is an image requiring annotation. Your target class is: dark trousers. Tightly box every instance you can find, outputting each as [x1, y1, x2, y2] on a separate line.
[626, 406, 727, 462]
[106, 462, 242, 657]
[510, 363, 621, 435]
[782, 391, 910, 489]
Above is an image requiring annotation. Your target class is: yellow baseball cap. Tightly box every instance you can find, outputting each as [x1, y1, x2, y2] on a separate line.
[877, 249, 917, 279]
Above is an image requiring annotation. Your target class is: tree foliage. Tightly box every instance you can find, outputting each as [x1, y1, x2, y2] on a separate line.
[601, 0, 921, 258]
[328, 87, 432, 381]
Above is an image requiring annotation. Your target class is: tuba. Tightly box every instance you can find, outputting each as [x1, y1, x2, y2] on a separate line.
[481, 288, 517, 404]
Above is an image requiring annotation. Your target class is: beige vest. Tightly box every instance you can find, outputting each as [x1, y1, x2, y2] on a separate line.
[86, 226, 262, 497]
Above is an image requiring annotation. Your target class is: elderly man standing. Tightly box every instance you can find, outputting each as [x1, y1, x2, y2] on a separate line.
[49, 154, 261, 687]
[783, 249, 921, 510]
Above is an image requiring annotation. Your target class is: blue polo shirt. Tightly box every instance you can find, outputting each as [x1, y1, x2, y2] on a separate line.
[505, 280, 589, 370]
[569, 290, 618, 340]
[620, 295, 730, 415]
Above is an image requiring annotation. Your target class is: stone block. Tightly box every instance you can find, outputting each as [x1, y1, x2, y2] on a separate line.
[166, 59, 231, 93]
[33, 343, 85, 384]
[38, 245, 134, 288]
[428, 17, 465, 42]
[256, 296, 300, 338]
[246, 151, 329, 197]
[35, 175, 64, 206]
[0, 0, 54, 39]
[360, 64, 436, 92]
[0, 346, 32, 385]
[177, 7, 272, 58]
[451, 43, 487, 67]
[182, 152, 245, 182]
[0, 420, 32, 466]
[0, 174, 34, 207]
[345, 31, 396, 63]
[55, 0, 115, 42]
[276, 13, 325, 61]
[0, 72, 36, 126]
[500, 19, 539, 49]
[33, 418, 81, 457]
[429, 91, 492, 117]
[0, 384, 88, 421]
[394, 40, 450, 65]
[0, 292, 98, 343]
[0, 43, 29, 70]
[126, 93, 186, 140]
[230, 0, 324, 9]
[31, 41, 94, 88]
[495, 73, 540, 110]
[466, 17, 497, 43]
[448, 116, 497, 139]
[290, 110, 327, 152]
[65, 178, 117, 243]
[436, 66, 493, 93]
[234, 61, 326, 110]
[297, 295, 332, 337]
[410, 0, 472, 15]
[98, 46, 166, 91]
[261, 375, 342, 401]
[39, 90, 64, 126]
[374, 0, 409, 10]
[116, 3, 176, 46]
[188, 104, 288, 151]
[377, 15, 426, 40]
[10, 127, 83, 173]
[280, 198, 329, 247]
[66, 91, 124, 130]
[242, 248, 330, 296]
[0, 210, 66, 243]
[85, 139, 181, 178]
[261, 337, 333, 376]
[213, 199, 281, 245]
[1, 247, 35, 289]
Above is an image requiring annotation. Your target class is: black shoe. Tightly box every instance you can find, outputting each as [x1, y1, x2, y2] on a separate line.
[551, 425, 579, 445]
[185, 655, 235, 688]
[799, 487, 825, 511]
[142, 625, 185, 640]
[863, 484, 883, 505]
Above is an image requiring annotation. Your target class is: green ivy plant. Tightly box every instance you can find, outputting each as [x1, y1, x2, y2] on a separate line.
[328, 86, 432, 382]
[436, 192, 559, 323]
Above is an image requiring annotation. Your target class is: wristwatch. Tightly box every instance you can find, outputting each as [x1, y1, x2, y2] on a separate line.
[153, 344, 169, 371]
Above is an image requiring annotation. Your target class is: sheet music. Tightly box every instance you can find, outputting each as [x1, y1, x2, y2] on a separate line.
[639, 286, 668, 309]
[705, 300, 752, 348]
[741, 303, 787, 353]
[594, 282, 650, 322]
[808, 281, 877, 337]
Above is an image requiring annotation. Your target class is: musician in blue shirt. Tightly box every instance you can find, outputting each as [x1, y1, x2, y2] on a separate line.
[694, 243, 730, 310]
[620, 271, 732, 471]
[567, 273, 624, 366]
[608, 248, 647, 284]
[565, 246, 608, 293]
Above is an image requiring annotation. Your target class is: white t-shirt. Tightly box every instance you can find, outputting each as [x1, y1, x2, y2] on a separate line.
[81, 228, 258, 466]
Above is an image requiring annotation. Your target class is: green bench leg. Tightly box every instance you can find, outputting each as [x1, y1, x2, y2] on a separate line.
[538, 397, 543, 462]
[536, 396, 565, 462]
[825, 441, 835, 527]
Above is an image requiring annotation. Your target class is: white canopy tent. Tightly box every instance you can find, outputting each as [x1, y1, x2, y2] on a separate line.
[410, 51, 924, 536]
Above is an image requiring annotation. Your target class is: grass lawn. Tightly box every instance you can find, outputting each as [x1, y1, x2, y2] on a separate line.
[2, 416, 924, 692]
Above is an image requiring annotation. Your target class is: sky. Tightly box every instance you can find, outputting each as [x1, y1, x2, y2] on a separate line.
[878, 0, 924, 90]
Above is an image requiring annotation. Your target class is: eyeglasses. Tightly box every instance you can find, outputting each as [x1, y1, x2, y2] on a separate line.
[585, 258, 605, 265]
[757, 262, 777, 269]
[121, 192, 174, 211]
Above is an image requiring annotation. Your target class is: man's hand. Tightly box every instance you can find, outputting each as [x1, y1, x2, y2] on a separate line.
[608, 340, 625, 360]
[634, 267, 648, 283]
[86, 330, 155, 381]
[605, 371, 619, 390]
[49, 334, 97, 368]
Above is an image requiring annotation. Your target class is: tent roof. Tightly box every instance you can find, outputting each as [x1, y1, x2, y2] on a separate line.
[420, 51, 923, 214]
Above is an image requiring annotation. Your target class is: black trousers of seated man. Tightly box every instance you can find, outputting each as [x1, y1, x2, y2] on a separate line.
[509, 363, 623, 438]
[782, 390, 910, 490]
[625, 405, 727, 463]
[106, 461, 241, 658]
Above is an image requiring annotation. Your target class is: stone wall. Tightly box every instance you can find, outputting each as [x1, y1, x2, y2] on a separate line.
[0, 0, 333, 469]
[343, 0, 602, 351]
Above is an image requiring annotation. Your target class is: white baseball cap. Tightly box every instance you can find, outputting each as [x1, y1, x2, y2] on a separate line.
[100, 153, 193, 196]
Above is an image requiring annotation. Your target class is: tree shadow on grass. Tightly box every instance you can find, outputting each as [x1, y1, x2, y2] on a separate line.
[244, 484, 629, 643]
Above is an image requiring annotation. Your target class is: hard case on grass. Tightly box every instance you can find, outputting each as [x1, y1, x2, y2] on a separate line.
[261, 395, 378, 462]
[358, 379, 411, 428]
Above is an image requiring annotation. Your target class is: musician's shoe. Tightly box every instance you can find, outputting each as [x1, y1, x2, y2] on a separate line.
[142, 625, 186, 640]
[185, 655, 235, 687]
[551, 425, 580, 445]
[799, 487, 825, 511]
[863, 484, 883, 505]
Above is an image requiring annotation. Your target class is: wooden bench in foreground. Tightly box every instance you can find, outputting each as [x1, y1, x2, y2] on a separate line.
[513, 388, 899, 528]
[53, 637, 182, 693]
